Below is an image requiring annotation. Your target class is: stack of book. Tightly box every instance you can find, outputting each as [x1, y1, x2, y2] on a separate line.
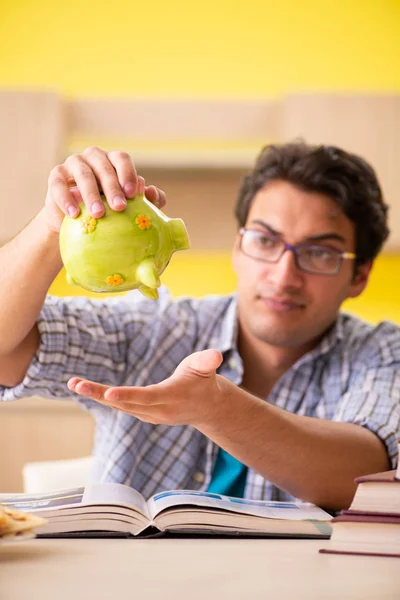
[320, 441, 400, 558]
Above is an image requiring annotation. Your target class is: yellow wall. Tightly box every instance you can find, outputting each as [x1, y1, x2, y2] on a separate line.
[3, 1, 400, 324]
[50, 253, 400, 325]
[1, 1, 399, 97]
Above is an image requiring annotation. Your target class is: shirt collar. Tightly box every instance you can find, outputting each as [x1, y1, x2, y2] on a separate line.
[214, 293, 239, 356]
[290, 313, 346, 370]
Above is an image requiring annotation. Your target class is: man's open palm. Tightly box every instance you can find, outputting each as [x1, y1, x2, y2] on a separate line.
[67, 349, 224, 427]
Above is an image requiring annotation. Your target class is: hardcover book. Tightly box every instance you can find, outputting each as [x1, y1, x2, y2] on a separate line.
[346, 469, 400, 515]
[319, 513, 400, 558]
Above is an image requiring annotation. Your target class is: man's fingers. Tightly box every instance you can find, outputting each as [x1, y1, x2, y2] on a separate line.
[145, 185, 167, 209]
[68, 377, 164, 412]
[47, 165, 81, 218]
[59, 147, 138, 219]
[47, 147, 161, 226]
[69, 186, 83, 204]
[80, 147, 127, 214]
[61, 153, 105, 218]
[67, 377, 82, 392]
[67, 374, 164, 406]
[137, 176, 145, 195]
[104, 384, 162, 405]
[67, 377, 111, 401]
[107, 149, 138, 201]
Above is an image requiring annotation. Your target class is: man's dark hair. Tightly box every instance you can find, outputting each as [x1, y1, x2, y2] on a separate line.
[235, 141, 390, 265]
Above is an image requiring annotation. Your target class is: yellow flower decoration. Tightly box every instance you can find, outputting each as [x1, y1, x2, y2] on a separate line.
[106, 274, 124, 286]
[135, 214, 151, 230]
[80, 217, 97, 233]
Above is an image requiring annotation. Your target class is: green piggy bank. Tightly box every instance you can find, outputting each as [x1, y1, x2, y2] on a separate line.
[59, 194, 190, 299]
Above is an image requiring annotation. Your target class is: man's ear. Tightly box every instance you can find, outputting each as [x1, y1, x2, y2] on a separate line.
[348, 261, 373, 299]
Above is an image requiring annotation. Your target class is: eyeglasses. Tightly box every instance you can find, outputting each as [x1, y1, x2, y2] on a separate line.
[239, 228, 356, 276]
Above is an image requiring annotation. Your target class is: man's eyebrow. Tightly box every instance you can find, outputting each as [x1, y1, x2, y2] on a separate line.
[248, 220, 347, 244]
[249, 221, 281, 236]
[304, 232, 346, 244]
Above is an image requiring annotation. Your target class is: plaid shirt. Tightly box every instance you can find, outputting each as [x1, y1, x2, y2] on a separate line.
[1, 288, 400, 500]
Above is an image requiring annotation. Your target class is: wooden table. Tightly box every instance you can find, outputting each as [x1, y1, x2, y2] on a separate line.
[1, 538, 399, 599]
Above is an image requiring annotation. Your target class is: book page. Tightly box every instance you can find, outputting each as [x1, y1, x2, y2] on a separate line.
[1, 488, 86, 512]
[1, 484, 149, 518]
[147, 489, 332, 522]
[82, 484, 149, 517]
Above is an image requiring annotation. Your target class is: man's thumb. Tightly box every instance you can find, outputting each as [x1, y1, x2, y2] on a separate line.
[176, 349, 223, 378]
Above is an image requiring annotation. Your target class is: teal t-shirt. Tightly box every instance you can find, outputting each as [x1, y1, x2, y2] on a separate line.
[206, 448, 248, 498]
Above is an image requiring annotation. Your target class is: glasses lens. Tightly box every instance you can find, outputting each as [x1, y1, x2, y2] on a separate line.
[242, 230, 284, 262]
[297, 245, 340, 274]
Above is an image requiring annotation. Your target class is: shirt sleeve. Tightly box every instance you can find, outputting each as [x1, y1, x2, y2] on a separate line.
[0, 291, 170, 406]
[333, 326, 400, 469]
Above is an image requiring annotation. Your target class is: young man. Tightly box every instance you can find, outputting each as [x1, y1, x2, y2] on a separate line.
[0, 143, 398, 510]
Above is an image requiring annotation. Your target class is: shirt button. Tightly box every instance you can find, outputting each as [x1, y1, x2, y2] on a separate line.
[229, 357, 237, 369]
[193, 471, 205, 484]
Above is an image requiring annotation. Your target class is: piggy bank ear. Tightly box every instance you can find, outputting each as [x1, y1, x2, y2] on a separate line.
[169, 218, 190, 252]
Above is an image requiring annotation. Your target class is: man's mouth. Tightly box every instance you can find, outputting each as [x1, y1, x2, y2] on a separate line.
[259, 296, 305, 313]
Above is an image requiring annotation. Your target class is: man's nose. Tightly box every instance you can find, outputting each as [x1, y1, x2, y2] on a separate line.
[267, 248, 304, 289]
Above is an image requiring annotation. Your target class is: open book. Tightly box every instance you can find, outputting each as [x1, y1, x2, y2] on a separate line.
[1, 483, 332, 538]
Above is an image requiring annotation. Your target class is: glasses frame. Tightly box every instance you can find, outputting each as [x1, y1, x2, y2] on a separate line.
[238, 228, 356, 276]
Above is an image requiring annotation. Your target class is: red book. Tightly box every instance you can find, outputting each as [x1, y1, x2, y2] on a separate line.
[355, 470, 399, 483]
[346, 470, 400, 515]
[320, 513, 400, 558]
